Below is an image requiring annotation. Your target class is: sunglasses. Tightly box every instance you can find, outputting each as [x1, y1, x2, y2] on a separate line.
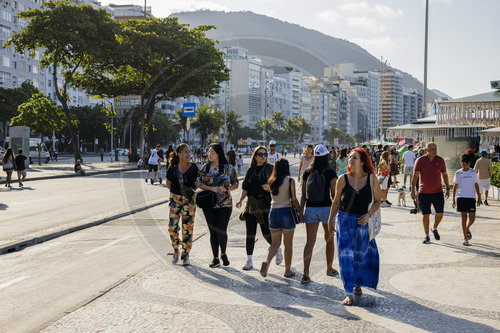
[257, 152, 268, 157]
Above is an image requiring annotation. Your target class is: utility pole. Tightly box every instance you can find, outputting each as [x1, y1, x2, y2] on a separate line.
[423, 0, 429, 118]
[224, 84, 228, 151]
[110, 115, 113, 162]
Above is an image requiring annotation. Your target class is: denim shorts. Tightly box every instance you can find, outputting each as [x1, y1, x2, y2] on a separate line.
[303, 206, 331, 224]
[269, 207, 296, 230]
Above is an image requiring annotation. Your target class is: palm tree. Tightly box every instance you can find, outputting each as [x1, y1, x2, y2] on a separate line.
[175, 109, 187, 141]
[271, 111, 286, 131]
[255, 118, 275, 145]
[225, 110, 243, 144]
[296, 117, 311, 143]
[191, 105, 222, 146]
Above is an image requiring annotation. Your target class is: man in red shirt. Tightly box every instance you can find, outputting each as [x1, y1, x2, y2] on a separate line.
[411, 142, 450, 244]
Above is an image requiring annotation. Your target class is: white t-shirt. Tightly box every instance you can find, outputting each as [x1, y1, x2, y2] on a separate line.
[402, 150, 416, 167]
[453, 168, 479, 198]
[148, 149, 159, 165]
[237, 157, 243, 166]
[267, 152, 281, 165]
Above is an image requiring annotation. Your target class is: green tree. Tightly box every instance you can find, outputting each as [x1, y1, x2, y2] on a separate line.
[225, 110, 243, 144]
[295, 117, 312, 143]
[191, 105, 222, 146]
[5, 0, 121, 162]
[323, 127, 354, 146]
[271, 111, 286, 131]
[255, 118, 275, 144]
[10, 93, 66, 165]
[69, 105, 109, 150]
[79, 18, 229, 155]
[0, 82, 39, 138]
[146, 109, 180, 147]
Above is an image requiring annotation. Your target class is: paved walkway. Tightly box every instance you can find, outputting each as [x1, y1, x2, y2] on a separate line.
[42, 183, 500, 332]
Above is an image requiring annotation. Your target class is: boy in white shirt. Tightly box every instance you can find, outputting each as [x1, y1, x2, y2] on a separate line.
[402, 145, 416, 188]
[452, 153, 481, 246]
[237, 154, 243, 174]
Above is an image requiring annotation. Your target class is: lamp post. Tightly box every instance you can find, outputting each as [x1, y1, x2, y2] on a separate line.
[224, 83, 228, 151]
[423, 0, 429, 118]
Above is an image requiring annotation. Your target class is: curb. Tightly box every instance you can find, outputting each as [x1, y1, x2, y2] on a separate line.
[0, 165, 137, 184]
[0, 197, 169, 255]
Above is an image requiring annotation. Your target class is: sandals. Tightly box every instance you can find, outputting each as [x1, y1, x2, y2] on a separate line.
[260, 262, 268, 277]
[341, 296, 353, 306]
[354, 286, 363, 295]
[300, 275, 311, 284]
[284, 271, 296, 278]
[466, 231, 472, 240]
[327, 269, 339, 276]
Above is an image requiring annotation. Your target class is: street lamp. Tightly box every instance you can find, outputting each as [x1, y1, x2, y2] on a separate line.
[423, 0, 429, 117]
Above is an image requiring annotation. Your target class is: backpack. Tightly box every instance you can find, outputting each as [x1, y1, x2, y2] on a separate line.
[306, 168, 328, 204]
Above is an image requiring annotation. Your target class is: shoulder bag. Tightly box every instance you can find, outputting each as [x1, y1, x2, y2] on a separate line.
[175, 165, 195, 200]
[288, 178, 301, 224]
[195, 164, 221, 209]
[368, 174, 382, 241]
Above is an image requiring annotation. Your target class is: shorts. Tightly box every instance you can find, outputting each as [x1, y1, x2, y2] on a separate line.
[418, 192, 445, 215]
[17, 170, 26, 178]
[303, 206, 331, 224]
[379, 175, 389, 190]
[269, 207, 296, 230]
[478, 178, 490, 193]
[148, 164, 158, 172]
[456, 197, 476, 213]
[404, 166, 414, 175]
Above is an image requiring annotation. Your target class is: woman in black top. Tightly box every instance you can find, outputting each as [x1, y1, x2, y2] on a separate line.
[236, 146, 277, 270]
[166, 143, 199, 266]
[328, 148, 382, 306]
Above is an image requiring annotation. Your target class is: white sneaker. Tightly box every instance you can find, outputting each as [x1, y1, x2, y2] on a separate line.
[172, 252, 179, 264]
[275, 248, 283, 265]
[381, 202, 390, 207]
[242, 259, 253, 270]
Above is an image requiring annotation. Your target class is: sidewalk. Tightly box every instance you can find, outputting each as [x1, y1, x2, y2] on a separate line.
[42, 185, 500, 332]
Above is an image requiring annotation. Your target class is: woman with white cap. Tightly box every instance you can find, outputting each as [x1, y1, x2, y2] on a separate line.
[300, 144, 339, 284]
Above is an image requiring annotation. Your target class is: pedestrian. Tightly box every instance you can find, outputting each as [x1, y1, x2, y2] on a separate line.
[452, 153, 481, 246]
[14, 148, 27, 187]
[236, 146, 277, 270]
[389, 149, 399, 187]
[474, 151, 493, 205]
[378, 151, 392, 206]
[283, 147, 287, 157]
[267, 140, 281, 165]
[329, 148, 337, 170]
[166, 143, 199, 265]
[74, 159, 86, 175]
[298, 144, 314, 184]
[260, 158, 302, 278]
[156, 144, 164, 185]
[145, 146, 160, 184]
[327, 148, 381, 306]
[2, 147, 15, 188]
[411, 142, 450, 244]
[237, 154, 243, 174]
[196, 143, 239, 268]
[300, 144, 338, 284]
[402, 145, 416, 188]
[99, 147, 104, 161]
[466, 148, 478, 168]
[336, 148, 349, 176]
[227, 147, 236, 167]
[53, 148, 58, 161]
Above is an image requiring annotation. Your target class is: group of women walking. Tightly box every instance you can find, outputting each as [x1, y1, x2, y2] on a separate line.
[165, 142, 381, 306]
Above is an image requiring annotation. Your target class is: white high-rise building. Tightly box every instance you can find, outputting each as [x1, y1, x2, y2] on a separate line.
[379, 70, 403, 129]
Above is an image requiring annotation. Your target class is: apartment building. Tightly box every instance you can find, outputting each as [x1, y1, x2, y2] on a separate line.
[379, 70, 403, 130]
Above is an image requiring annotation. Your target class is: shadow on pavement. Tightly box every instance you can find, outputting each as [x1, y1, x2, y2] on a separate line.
[434, 242, 500, 258]
[0, 203, 7, 210]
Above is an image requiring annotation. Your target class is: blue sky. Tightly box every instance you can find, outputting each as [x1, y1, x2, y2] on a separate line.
[102, 0, 500, 99]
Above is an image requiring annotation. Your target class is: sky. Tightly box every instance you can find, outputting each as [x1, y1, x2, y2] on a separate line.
[101, 0, 500, 99]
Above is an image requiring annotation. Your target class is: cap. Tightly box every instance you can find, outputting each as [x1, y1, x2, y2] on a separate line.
[466, 149, 474, 154]
[269, 140, 277, 146]
[314, 144, 328, 157]
[481, 151, 488, 156]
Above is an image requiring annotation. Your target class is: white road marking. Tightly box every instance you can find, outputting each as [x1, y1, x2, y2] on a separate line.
[85, 236, 131, 255]
[0, 276, 28, 290]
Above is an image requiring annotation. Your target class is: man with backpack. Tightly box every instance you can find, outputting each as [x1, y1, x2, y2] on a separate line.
[300, 144, 339, 284]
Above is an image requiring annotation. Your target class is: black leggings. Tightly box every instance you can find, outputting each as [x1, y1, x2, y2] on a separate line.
[203, 207, 232, 258]
[245, 213, 272, 255]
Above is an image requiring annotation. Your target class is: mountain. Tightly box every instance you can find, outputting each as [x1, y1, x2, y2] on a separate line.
[432, 89, 453, 100]
[171, 10, 441, 100]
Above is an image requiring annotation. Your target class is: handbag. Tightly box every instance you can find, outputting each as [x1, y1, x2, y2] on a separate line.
[195, 190, 217, 209]
[288, 178, 301, 224]
[368, 175, 382, 241]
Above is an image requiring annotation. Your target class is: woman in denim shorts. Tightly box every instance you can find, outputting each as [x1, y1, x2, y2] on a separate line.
[260, 158, 302, 278]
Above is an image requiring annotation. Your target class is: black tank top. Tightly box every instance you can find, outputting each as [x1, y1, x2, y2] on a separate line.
[339, 174, 372, 214]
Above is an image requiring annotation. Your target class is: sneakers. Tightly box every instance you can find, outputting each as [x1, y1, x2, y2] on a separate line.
[431, 228, 440, 241]
[172, 252, 179, 264]
[19, 182, 23, 187]
[385, 200, 393, 205]
[182, 255, 190, 266]
[423, 235, 431, 244]
[275, 248, 283, 265]
[466, 231, 472, 240]
[484, 200, 489, 206]
[221, 254, 230, 266]
[242, 259, 253, 271]
[381, 201, 391, 207]
[209, 258, 220, 268]
[463, 240, 470, 246]
[150, 178, 154, 185]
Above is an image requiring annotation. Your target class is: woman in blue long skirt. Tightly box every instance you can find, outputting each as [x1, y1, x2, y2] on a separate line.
[328, 148, 382, 306]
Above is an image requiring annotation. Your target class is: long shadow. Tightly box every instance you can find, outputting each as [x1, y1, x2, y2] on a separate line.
[434, 242, 500, 258]
[183, 264, 359, 320]
[184, 264, 498, 332]
[8, 186, 35, 191]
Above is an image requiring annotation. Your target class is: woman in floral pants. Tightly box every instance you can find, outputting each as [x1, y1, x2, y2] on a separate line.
[166, 143, 199, 265]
